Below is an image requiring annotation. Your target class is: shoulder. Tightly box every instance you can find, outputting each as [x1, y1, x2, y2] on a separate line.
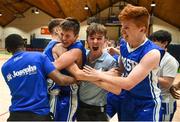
[26, 51, 47, 60]
[45, 40, 57, 48]
[75, 41, 84, 47]
[161, 52, 179, 68]
[143, 49, 161, 59]
[53, 43, 66, 52]
[164, 52, 177, 62]
[141, 40, 165, 59]
[145, 40, 164, 53]
[104, 52, 116, 60]
[68, 41, 86, 54]
[47, 40, 57, 46]
[44, 40, 58, 51]
[100, 52, 117, 69]
[69, 41, 85, 50]
[140, 49, 161, 68]
[26, 51, 43, 55]
[102, 52, 117, 65]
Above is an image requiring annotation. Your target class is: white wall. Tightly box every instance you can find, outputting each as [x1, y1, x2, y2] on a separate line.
[106, 26, 119, 40]
[79, 21, 88, 40]
[3, 27, 29, 44]
[1, 8, 52, 48]
[152, 16, 180, 44]
[0, 26, 2, 36]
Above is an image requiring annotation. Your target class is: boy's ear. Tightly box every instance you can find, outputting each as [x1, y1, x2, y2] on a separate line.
[75, 34, 79, 40]
[140, 26, 146, 33]
[163, 41, 168, 47]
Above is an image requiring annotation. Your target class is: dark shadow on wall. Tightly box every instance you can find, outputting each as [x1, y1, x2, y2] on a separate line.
[168, 44, 180, 67]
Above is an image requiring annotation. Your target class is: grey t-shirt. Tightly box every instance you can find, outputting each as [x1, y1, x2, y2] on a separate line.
[79, 51, 117, 106]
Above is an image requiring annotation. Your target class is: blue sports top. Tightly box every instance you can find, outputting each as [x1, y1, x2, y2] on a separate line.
[1, 51, 55, 115]
[43, 40, 57, 62]
[44, 40, 86, 65]
[120, 38, 165, 99]
[67, 41, 86, 66]
[44, 40, 86, 93]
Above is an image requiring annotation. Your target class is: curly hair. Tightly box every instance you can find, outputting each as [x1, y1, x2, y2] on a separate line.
[5, 34, 25, 53]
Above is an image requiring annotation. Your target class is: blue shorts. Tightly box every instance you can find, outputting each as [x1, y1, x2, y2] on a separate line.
[49, 85, 78, 121]
[119, 93, 162, 121]
[106, 92, 125, 120]
[106, 93, 120, 118]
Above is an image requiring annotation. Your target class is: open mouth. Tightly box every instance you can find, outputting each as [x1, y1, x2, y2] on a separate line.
[92, 47, 99, 51]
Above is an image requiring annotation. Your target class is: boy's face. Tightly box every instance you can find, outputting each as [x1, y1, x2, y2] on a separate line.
[121, 19, 145, 45]
[58, 30, 78, 48]
[87, 33, 105, 53]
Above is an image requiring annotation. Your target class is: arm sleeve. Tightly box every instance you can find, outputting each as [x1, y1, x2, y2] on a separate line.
[161, 58, 179, 77]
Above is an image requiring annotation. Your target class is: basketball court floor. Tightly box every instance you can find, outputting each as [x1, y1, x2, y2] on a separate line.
[0, 54, 180, 121]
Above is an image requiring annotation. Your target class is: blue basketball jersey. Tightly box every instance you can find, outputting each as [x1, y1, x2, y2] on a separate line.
[118, 39, 164, 121]
[43, 40, 58, 62]
[1, 51, 56, 115]
[67, 41, 86, 66]
[120, 38, 164, 99]
[44, 40, 86, 92]
[43, 40, 86, 121]
[59, 41, 86, 121]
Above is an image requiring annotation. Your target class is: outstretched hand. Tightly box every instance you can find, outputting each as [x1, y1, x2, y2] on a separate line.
[170, 85, 180, 99]
[83, 65, 101, 82]
[105, 67, 120, 76]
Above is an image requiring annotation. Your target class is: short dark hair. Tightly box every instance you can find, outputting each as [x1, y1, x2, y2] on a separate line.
[149, 30, 172, 48]
[48, 18, 64, 33]
[5, 34, 25, 53]
[60, 17, 80, 35]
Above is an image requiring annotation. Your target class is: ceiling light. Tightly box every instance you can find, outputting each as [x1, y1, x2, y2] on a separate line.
[151, 1, 156, 7]
[0, 12, 2, 16]
[84, 5, 89, 10]
[34, 9, 39, 14]
[32, 8, 39, 14]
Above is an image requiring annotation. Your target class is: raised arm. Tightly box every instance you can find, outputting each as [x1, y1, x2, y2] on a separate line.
[50, 42, 84, 78]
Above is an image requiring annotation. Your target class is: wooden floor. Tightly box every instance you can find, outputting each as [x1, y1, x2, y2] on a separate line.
[0, 55, 180, 121]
